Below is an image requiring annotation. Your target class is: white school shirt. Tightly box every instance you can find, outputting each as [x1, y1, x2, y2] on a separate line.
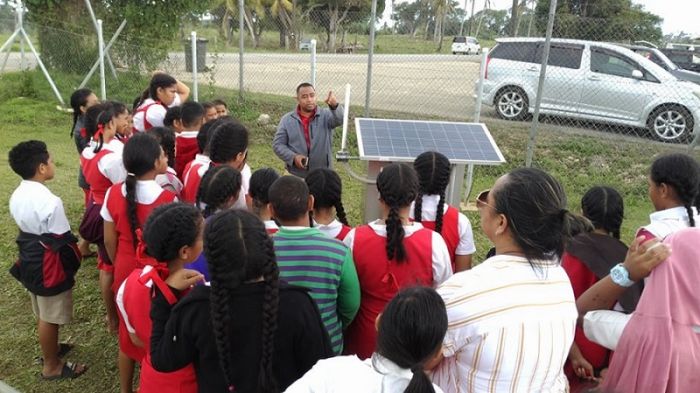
[582, 310, 632, 351]
[9, 180, 71, 235]
[100, 180, 174, 222]
[264, 220, 279, 232]
[343, 220, 453, 286]
[155, 167, 184, 196]
[313, 218, 346, 239]
[132, 95, 181, 132]
[81, 138, 127, 184]
[432, 255, 577, 393]
[232, 163, 252, 210]
[284, 354, 445, 393]
[409, 194, 477, 255]
[641, 206, 700, 239]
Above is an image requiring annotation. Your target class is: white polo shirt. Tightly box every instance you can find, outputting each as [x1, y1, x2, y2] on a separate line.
[9, 180, 71, 235]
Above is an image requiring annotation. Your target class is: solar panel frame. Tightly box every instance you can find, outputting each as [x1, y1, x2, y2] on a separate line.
[354, 118, 505, 165]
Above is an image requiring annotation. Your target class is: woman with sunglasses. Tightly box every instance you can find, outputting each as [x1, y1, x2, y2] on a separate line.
[431, 168, 583, 393]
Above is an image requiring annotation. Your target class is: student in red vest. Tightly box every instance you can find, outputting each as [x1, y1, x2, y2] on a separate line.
[148, 127, 183, 198]
[79, 102, 129, 334]
[101, 133, 176, 393]
[412, 151, 476, 272]
[306, 168, 352, 241]
[343, 163, 453, 359]
[132, 73, 189, 133]
[181, 118, 226, 203]
[186, 165, 243, 281]
[174, 102, 205, 178]
[246, 167, 281, 234]
[116, 203, 202, 393]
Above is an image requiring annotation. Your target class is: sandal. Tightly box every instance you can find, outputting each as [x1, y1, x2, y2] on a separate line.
[34, 343, 74, 365]
[41, 361, 87, 380]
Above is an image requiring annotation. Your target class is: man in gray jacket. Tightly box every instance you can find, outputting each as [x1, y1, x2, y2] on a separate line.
[272, 83, 344, 178]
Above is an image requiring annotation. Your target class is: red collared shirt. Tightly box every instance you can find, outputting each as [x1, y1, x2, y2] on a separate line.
[296, 106, 316, 151]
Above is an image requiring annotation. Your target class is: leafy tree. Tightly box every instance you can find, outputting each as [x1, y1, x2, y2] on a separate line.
[391, 1, 423, 36]
[307, 0, 385, 52]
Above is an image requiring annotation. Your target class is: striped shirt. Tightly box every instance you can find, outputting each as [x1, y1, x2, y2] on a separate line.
[432, 255, 577, 393]
[273, 226, 361, 354]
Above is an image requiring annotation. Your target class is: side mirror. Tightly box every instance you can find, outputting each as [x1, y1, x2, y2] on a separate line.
[632, 69, 644, 79]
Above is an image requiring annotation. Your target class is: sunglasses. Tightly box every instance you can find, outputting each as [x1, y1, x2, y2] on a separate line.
[476, 189, 497, 211]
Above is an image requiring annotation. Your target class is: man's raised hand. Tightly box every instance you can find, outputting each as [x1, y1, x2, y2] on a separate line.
[324, 91, 338, 108]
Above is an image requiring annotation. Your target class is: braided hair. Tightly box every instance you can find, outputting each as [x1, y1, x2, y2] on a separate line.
[377, 163, 419, 262]
[147, 126, 176, 169]
[376, 287, 447, 393]
[249, 168, 280, 216]
[123, 133, 164, 250]
[581, 186, 624, 239]
[204, 210, 279, 393]
[143, 203, 202, 262]
[305, 168, 349, 226]
[196, 165, 242, 218]
[197, 117, 230, 154]
[69, 88, 94, 138]
[650, 153, 700, 227]
[413, 151, 451, 234]
[208, 120, 249, 166]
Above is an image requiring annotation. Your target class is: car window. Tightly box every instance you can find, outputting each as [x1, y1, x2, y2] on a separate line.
[490, 42, 538, 63]
[591, 48, 659, 82]
[535, 44, 583, 69]
[453, 37, 466, 43]
[467, 38, 477, 44]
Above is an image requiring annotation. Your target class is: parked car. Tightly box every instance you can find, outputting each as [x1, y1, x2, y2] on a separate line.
[625, 45, 700, 85]
[452, 36, 481, 55]
[299, 38, 313, 51]
[478, 38, 700, 142]
[659, 48, 700, 73]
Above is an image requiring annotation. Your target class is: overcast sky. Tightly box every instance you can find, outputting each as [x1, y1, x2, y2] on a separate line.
[381, 0, 700, 37]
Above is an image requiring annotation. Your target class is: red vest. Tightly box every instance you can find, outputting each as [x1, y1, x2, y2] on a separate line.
[344, 225, 434, 359]
[105, 183, 176, 291]
[120, 267, 198, 393]
[80, 148, 115, 205]
[134, 101, 166, 132]
[336, 224, 352, 241]
[420, 206, 460, 272]
[181, 162, 207, 204]
[174, 135, 199, 179]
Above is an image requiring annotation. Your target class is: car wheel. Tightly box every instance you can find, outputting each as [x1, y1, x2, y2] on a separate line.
[647, 105, 694, 142]
[495, 87, 529, 120]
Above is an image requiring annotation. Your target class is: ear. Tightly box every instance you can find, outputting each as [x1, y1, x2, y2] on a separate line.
[307, 195, 315, 212]
[178, 244, 192, 261]
[494, 213, 509, 237]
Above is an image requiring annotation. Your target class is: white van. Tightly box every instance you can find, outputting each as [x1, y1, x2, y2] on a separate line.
[452, 36, 481, 55]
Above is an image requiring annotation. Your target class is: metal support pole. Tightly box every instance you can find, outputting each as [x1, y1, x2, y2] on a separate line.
[84, 0, 117, 78]
[20, 27, 64, 105]
[310, 39, 317, 86]
[364, 0, 378, 117]
[474, 48, 488, 122]
[0, 41, 13, 73]
[79, 20, 127, 88]
[525, 0, 557, 168]
[238, 0, 245, 102]
[191, 31, 199, 102]
[97, 19, 106, 100]
[0, 29, 20, 55]
[20, 34, 25, 69]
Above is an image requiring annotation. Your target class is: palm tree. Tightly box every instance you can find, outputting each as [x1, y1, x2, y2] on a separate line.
[265, 0, 294, 49]
[225, 0, 265, 48]
[432, 0, 454, 51]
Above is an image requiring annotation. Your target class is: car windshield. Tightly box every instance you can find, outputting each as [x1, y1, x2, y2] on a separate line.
[453, 37, 466, 43]
[652, 50, 679, 70]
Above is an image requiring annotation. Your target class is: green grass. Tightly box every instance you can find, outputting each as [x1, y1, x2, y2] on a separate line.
[0, 69, 698, 392]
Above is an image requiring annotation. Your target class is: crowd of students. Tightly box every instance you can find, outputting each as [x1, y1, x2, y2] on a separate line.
[7, 75, 700, 393]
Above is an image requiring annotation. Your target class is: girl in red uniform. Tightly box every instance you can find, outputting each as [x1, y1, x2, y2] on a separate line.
[79, 102, 129, 334]
[306, 168, 352, 240]
[115, 203, 202, 393]
[342, 163, 452, 359]
[247, 168, 281, 234]
[101, 133, 175, 393]
[132, 73, 189, 133]
[412, 151, 476, 272]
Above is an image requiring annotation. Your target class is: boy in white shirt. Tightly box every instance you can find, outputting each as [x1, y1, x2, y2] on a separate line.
[8, 140, 87, 380]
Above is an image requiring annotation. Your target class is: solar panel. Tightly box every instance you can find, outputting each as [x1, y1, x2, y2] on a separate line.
[355, 118, 505, 165]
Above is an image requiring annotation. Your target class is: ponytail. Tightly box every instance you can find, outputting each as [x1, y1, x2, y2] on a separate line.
[685, 204, 696, 227]
[376, 163, 419, 263]
[413, 192, 423, 225]
[405, 366, 436, 393]
[434, 190, 446, 234]
[385, 205, 406, 262]
[125, 172, 140, 250]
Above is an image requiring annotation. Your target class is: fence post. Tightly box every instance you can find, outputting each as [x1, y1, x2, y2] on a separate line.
[524, 0, 557, 168]
[474, 48, 488, 123]
[364, 0, 378, 117]
[97, 19, 106, 100]
[238, 0, 245, 102]
[310, 39, 317, 86]
[191, 31, 199, 102]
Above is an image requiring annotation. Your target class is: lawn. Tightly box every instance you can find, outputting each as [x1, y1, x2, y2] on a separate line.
[0, 69, 698, 392]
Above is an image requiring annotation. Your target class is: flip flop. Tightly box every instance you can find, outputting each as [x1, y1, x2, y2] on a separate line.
[34, 343, 74, 365]
[41, 361, 87, 380]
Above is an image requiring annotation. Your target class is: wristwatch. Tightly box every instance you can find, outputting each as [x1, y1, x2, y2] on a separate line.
[610, 263, 635, 287]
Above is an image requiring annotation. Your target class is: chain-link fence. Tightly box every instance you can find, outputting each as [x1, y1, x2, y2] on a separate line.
[1, 2, 699, 155]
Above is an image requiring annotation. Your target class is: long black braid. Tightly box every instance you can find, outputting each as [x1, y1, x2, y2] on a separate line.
[204, 210, 280, 393]
[650, 153, 700, 227]
[413, 151, 451, 234]
[196, 165, 242, 218]
[122, 133, 163, 250]
[305, 168, 350, 226]
[377, 163, 419, 262]
[142, 203, 202, 261]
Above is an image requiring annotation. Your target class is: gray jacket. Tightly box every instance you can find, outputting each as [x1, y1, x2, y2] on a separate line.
[272, 104, 344, 177]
